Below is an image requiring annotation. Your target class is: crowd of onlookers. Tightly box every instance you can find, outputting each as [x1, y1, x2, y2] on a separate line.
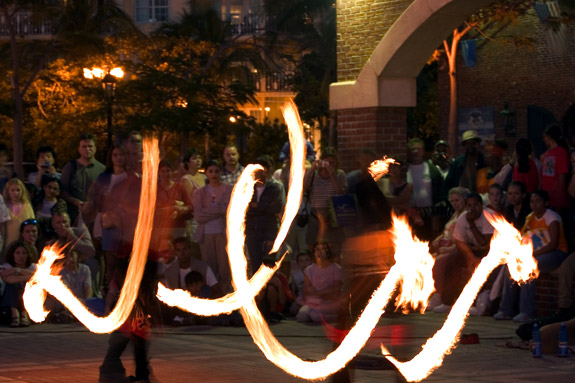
[0, 125, 574, 344]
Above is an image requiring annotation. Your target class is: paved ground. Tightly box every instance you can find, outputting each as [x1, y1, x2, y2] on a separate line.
[0, 312, 573, 383]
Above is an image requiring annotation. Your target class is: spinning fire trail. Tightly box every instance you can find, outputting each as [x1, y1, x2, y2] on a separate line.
[24, 102, 539, 382]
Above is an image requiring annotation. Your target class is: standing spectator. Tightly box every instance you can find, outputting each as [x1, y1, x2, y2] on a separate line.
[124, 130, 143, 175]
[380, 160, 413, 217]
[26, 146, 61, 190]
[192, 160, 233, 293]
[60, 133, 105, 224]
[154, 160, 192, 248]
[407, 138, 443, 241]
[513, 138, 540, 193]
[432, 140, 452, 179]
[0, 194, 11, 257]
[442, 130, 487, 199]
[540, 124, 570, 211]
[0, 143, 13, 193]
[476, 140, 509, 194]
[1, 241, 37, 327]
[245, 156, 285, 272]
[3, 178, 34, 250]
[304, 147, 347, 257]
[180, 148, 206, 238]
[84, 145, 131, 287]
[221, 144, 244, 185]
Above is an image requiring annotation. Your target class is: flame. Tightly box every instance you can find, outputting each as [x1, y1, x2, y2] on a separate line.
[24, 101, 541, 382]
[381, 212, 537, 382]
[23, 139, 159, 334]
[368, 157, 396, 181]
[391, 215, 436, 314]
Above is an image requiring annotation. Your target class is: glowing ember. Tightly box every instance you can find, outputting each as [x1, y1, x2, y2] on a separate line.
[23, 139, 160, 334]
[368, 157, 396, 181]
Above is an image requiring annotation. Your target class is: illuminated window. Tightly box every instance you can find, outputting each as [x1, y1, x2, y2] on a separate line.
[135, 0, 169, 23]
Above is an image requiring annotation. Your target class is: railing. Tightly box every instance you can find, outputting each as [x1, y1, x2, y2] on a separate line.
[252, 72, 294, 92]
[0, 11, 53, 37]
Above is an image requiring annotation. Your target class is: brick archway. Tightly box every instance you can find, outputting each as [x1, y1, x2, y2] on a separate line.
[331, 0, 492, 169]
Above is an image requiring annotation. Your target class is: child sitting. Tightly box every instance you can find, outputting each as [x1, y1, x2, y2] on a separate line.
[296, 242, 343, 323]
[289, 251, 313, 316]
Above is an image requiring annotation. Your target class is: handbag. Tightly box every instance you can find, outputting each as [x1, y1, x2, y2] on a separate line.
[296, 171, 315, 228]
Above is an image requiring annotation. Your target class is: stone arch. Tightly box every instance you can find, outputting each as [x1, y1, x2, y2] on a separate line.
[330, 0, 493, 110]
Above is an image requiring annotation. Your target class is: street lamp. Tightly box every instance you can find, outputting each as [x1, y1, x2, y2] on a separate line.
[83, 67, 124, 148]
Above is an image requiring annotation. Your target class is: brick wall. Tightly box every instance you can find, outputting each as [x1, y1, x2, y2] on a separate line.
[337, 107, 407, 171]
[337, 0, 413, 82]
[438, 12, 575, 155]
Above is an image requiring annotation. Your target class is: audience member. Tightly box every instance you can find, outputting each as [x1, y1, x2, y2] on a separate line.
[495, 190, 568, 322]
[510, 138, 540, 193]
[442, 130, 486, 198]
[380, 160, 413, 217]
[303, 147, 347, 257]
[428, 187, 469, 311]
[433, 192, 494, 313]
[289, 250, 313, 316]
[485, 183, 504, 215]
[180, 148, 206, 238]
[431, 140, 452, 179]
[246, 156, 285, 272]
[296, 242, 343, 323]
[192, 160, 233, 293]
[154, 160, 192, 248]
[257, 256, 288, 323]
[19, 219, 40, 262]
[503, 181, 531, 231]
[27, 146, 61, 189]
[0, 194, 11, 257]
[477, 140, 509, 193]
[60, 133, 105, 223]
[0, 241, 36, 327]
[3, 178, 34, 249]
[407, 138, 443, 241]
[33, 177, 67, 236]
[0, 143, 13, 193]
[221, 144, 244, 185]
[540, 124, 570, 211]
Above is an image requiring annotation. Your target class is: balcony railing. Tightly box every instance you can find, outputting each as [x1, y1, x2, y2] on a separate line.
[252, 72, 294, 92]
[0, 11, 53, 37]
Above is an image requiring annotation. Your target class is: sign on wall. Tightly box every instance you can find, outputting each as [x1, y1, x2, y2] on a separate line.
[458, 106, 495, 145]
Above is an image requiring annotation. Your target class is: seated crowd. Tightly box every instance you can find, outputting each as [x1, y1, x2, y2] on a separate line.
[0, 126, 574, 342]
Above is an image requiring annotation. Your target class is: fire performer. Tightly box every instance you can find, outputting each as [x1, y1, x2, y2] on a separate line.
[99, 255, 160, 383]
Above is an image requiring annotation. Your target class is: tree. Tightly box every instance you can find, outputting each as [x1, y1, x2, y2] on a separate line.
[0, 0, 137, 178]
[441, 0, 534, 151]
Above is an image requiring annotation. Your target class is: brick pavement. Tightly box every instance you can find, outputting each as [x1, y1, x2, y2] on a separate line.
[0, 313, 573, 383]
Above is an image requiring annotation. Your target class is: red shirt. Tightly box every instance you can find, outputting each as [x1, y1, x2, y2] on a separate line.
[512, 159, 539, 193]
[540, 146, 569, 208]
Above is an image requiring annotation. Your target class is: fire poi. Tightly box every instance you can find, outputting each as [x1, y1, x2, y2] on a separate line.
[23, 102, 539, 382]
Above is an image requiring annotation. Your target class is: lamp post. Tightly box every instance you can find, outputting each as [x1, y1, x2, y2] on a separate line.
[83, 67, 124, 148]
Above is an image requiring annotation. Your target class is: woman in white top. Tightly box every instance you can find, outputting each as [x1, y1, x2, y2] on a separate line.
[181, 148, 206, 238]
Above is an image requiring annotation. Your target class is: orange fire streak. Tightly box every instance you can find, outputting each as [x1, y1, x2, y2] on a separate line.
[368, 157, 396, 181]
[23, 139, 159, 334]
[382, 213, 537, 382]
[23, 102, 540, 382]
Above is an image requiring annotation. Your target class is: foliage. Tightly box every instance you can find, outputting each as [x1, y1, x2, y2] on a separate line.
[244, 118, 289, 165]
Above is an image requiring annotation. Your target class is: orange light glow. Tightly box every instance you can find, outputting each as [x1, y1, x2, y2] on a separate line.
[23, 139, 159, 334]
